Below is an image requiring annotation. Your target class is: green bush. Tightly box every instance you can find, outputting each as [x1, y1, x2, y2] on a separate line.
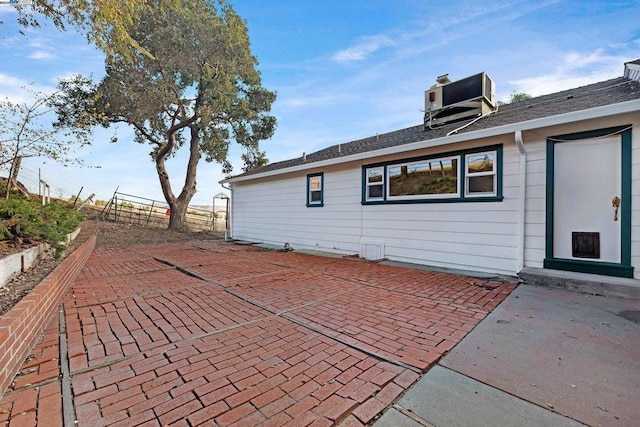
[0, 195, 84, 256]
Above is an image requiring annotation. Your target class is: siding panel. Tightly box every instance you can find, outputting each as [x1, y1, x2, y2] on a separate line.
[232, 143, 521, 275]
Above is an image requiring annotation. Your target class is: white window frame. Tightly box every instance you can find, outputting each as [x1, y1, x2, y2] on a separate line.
[307, 173, 324, 207]
[464, 150, 497, 197]
[365, 167, 385, 202]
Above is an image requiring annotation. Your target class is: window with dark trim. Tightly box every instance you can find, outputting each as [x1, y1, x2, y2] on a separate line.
[465, 151, 497, 197]
[307, 173, 324, 207]
[362, 145, 503, 204]
[365, 167, 384, 201]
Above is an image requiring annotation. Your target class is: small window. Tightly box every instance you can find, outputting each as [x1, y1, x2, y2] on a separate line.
[365, 167, 384, 201]
[307, 173, 324, 207]
[465, 151, 496, 196]
[388, 156, 459, 200]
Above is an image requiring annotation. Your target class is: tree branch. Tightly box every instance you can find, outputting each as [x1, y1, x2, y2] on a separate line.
[166, 115, 198, 136]
[130, 123, 161, 147]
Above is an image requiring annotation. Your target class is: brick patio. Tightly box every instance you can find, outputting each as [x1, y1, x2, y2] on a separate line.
[0, 240, 515, 426]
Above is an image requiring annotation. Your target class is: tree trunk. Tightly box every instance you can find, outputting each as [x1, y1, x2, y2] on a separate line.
[155, 125, 201, 231]
[5, 156, 22, 199]
[168, 198, 190, 230]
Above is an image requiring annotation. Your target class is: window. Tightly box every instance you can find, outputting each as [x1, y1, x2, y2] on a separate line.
[388, 156, 459, 199]
[307, 173, 324, 207]
[465, 151, 496, 197]
[362, 145, 502, 204]
[365, 167, 384, 201]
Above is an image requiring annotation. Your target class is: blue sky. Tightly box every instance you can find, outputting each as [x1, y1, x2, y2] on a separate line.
[1, 0, 639, 205]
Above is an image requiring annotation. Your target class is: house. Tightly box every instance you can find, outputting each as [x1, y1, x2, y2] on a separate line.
[221, 59, 640, 281]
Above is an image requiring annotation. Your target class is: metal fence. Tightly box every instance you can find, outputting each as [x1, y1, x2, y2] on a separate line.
[99, 191, 228, 232]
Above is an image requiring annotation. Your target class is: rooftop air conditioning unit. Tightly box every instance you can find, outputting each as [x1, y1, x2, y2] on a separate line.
[424, 72, 496, 127]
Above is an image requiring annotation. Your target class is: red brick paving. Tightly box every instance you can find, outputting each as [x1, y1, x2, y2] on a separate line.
[65, 286, 272, 370]
[211, 271, 364, 313]
[0, 240, 515, 426]
[285, 286, 488, 371]
[9, 319, 60, 390]
[0, 319, 63, 427]
[67, 269, 202, 308]
[189, 260, 292, 283]
[69, 317, 411, 426]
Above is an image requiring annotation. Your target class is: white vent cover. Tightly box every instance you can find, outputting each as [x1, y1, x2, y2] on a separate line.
[624, 61, 640, 81]
[359, 239, 385, 261]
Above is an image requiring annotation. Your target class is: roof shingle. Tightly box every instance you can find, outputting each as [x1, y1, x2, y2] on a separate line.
[231, 75, 640, 179]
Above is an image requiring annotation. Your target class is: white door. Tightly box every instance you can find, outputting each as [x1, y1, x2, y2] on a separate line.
[553, 136, 621, 263]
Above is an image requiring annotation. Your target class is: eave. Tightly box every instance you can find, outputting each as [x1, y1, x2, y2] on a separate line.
[221, 99, 640, 184]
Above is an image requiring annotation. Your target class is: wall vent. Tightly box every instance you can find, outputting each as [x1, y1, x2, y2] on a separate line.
[359, 239, 385, 261]
[425, 72, 496, 128]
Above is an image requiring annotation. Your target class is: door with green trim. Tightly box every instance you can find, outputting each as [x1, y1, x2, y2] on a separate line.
[545, 126, 633, 278]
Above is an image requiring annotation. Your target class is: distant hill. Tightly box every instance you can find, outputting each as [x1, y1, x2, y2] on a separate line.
[190, 204, 228, 213]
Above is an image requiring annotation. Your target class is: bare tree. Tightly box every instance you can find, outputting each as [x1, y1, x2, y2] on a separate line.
[0, 88, 91, 199]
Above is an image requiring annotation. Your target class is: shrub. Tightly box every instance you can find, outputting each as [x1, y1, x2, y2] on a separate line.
[0, 194, 84, 256]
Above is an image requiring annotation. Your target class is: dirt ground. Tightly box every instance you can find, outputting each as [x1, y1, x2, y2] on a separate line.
[0, 218, 223, 316]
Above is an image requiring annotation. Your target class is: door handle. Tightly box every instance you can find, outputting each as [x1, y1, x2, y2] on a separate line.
[612, 196, 620, 221]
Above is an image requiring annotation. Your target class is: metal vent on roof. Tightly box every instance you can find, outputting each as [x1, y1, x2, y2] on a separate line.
[424, 72, 496, 128]
[624, 60, 640, 81]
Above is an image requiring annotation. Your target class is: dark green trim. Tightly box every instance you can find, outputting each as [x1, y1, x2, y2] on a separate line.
[545, 125, 633, 277]
[621, 128, 632, 265]
[496, 145, 504, 199]
[306, 172, 324, 207]
[363, 196, 504, 205]
[361, 165, 387, 204]
[544, 258, 634, 278]
[545, 141, 555, 260]
[361, 144, 503, 205]
[548, 125, 629, 141]
[361, 167, 367, 204]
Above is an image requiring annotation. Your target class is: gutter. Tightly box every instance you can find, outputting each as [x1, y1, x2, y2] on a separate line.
[221, 99, 640, 184]
[515, 130, 527, 273]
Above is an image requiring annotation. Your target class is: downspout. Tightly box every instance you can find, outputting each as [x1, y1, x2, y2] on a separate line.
[515, 130, 527, 273]
[221, 182, 232, 240]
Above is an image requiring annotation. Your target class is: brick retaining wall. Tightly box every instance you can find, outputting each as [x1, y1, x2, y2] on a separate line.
[0, 236, 96, 398]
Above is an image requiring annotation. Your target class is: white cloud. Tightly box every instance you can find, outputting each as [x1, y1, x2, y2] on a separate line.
[27, 39, 46, 49]
[279, 92, 356, 109]
[332, 34, 396, 63]
[0, 72, 56, 103]
[508, 50, 630, 97]
[27, 50, 55, 60]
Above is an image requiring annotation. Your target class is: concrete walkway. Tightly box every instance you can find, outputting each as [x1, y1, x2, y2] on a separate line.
[0, 240, 515, 426]
[376, 284, 640, 426]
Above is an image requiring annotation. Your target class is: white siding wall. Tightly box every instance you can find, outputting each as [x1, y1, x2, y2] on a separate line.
[522, 113, 640, 279]
[231, 113, 639, 278]
[232, 137, 522, 275]
[232, 165, 363, 254]
[523, 136, 547, 269]
[360, 140, 520, 274]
